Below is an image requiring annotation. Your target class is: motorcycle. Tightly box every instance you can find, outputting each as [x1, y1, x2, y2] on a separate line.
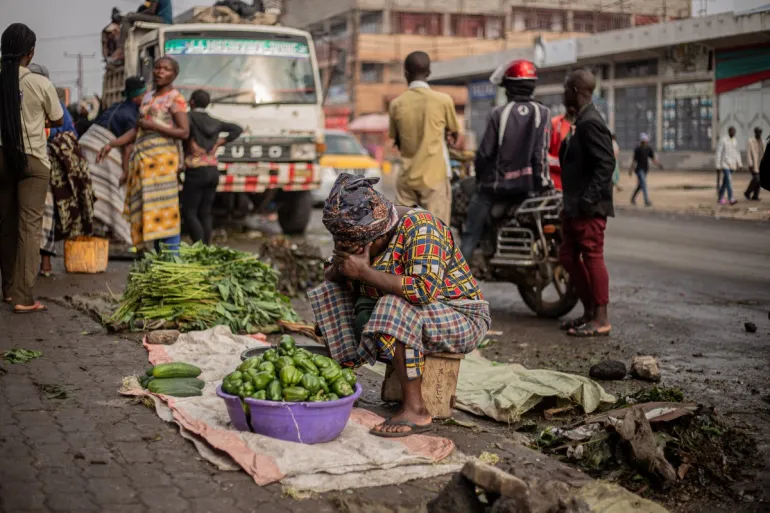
[451, 176, 579, 318]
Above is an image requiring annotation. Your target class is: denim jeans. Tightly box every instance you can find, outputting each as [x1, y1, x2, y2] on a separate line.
[631, 169, 651, 205]
[154, 234, 181, 254]
[718, 168, 734, 201]
[460, 191, 495, 260]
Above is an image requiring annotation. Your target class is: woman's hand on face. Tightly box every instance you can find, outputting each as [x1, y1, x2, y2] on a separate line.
[333, 244, 371, 281]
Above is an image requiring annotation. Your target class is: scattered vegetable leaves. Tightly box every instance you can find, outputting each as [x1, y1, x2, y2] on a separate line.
[3, 348, 42, 364]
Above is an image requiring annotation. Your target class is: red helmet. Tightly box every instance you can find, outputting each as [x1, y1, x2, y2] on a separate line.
[490, 59, 538, 86]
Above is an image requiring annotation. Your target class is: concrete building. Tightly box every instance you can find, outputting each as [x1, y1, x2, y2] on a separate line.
[282, 0, 690, 129]
[429, 9, 770, 169]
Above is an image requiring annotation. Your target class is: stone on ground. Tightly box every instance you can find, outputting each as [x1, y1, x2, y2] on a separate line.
[630, 355, 661, 382]
[589, 360, 627, 380]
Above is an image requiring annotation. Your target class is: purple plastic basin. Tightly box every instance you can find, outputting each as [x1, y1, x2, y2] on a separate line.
[216, 384, 363, 444]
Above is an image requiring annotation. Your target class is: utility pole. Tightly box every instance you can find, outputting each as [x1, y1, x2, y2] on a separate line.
[64, 52, 97, 102]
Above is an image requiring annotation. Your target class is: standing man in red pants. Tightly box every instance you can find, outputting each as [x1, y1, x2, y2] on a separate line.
[558, 70, 615, 337]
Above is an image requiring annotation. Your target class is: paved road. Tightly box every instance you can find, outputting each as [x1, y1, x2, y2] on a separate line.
[1, 210, 768, 512]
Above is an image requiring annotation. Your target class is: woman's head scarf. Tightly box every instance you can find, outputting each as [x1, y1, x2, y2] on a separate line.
[322, 173, 398, 246]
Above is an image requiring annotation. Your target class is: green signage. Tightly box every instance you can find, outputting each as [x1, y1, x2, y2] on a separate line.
[164, 38, 310, 58]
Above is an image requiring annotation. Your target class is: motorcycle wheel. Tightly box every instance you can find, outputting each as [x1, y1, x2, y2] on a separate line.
[516, 264, 579, 318]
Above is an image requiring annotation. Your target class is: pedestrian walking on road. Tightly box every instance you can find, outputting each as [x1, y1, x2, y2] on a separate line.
[183, 89, 243, 244]
[0, 23, 64, 313]
[389, 51, 459, 225]
[745, 127, 764, 201]
[629, 133, 662, 207]
[558, 70, 615, 338]
[715, 126, 742, 205]
[97, 57, 189, 252]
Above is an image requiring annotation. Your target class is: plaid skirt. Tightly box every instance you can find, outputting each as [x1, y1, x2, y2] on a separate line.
[308, 282, 491, 379]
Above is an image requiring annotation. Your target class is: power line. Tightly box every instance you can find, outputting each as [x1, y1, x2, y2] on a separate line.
[38, 32, 100, 42]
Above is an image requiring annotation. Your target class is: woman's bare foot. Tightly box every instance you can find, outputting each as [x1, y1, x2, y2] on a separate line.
[39, 255, 53, 277]
[371, 407, 432, 436]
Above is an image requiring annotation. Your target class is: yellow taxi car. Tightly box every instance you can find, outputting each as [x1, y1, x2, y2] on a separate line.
[313, 130, 383, 205]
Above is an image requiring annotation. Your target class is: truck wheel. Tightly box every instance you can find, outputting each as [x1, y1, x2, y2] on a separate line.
[278, 190, 313, 235]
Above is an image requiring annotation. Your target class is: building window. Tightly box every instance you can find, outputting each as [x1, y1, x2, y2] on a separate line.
[389, 62, 404, 83]
[525, 9, 563, 32]
[615, 59, 658, 79]
[597, 13, 631, 32]
[360, 63, 384, 84]
[572, 12, 595, 33]
[360, 11, 382, 34]
[486, 17, 504, 39]
[394, 12, 442, 36]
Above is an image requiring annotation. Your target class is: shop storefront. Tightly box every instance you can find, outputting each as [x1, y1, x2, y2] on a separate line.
[614, 85, 657, 150]
[662, 82, 713, 151]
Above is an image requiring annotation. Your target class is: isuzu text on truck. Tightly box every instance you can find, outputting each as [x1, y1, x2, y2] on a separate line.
[102, 17, 325, 233]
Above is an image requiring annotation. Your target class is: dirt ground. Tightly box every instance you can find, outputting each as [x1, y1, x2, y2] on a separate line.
[1, 204, 768, 513]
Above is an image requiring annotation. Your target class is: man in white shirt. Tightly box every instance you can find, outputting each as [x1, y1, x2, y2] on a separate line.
[715, 126, 742, 205]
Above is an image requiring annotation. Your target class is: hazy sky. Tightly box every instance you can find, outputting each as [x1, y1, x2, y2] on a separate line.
[0, 0, 203, 101]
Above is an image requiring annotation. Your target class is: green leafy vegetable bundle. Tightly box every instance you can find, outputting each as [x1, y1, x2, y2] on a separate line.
[107, 243, 300, 332]
[221, 335, 357, 408]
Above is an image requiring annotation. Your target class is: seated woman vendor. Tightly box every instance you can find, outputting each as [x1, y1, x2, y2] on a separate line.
[309, 173, 491, 438]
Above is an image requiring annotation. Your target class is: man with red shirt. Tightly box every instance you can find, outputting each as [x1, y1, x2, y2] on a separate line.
[547, 111, 575, 191]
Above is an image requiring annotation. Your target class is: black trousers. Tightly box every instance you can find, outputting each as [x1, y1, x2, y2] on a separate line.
[745, 171, 761, 199]
[181, 166, 220, 244]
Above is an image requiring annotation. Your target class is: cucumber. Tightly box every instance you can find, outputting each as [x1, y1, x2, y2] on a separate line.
[145, 367, 154, 377]
[151, 362, 202, 379]
[147, 379, 203, 397]
[160, 377, 205, 390]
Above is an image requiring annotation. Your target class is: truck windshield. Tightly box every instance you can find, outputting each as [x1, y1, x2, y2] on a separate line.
[164, 36, 317, 105]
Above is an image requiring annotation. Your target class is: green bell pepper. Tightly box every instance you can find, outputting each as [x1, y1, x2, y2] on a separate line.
[279, 334, 296, 351]
[279, 366, 303, 387]
[300, 374, 322, 394]
[238, 356, 262, 373]
[267, 379, 282, 401]
[296, 359, 320, 376]
[251, 371, 273, 391]
[251, 390, 267, 400]
[241, 401, 250, 415]
[222, 379, 240, 395]
[325, 393, 340, 401]
[262, 349, 279, 363]
[321, 364, 342, 385]
[257, 361, 276, 376]
[225, 371, 243, 383]
[332, 379, 354, 398]
[295, 348, 314, 359]
[276, 356, 295, 371]
[313, 355, 335, 369]
[282, 386, 310, 402]
[340, 368, 357, 387]
[308, 389, 326, 402]
[318, 376, 330, 394]
[239, 381, 255, 398]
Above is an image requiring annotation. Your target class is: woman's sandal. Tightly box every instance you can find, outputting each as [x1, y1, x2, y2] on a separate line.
[560, 317, 589, 331]
[13, 302, 48, 314]
[370, 418, 433, 438]
[567, 324, 611, 338]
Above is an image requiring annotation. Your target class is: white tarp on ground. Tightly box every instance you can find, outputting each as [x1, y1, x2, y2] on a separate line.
[122, 326, 463, 492]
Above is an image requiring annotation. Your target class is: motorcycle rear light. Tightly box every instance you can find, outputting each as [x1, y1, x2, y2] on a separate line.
[543, 225, 557, 234]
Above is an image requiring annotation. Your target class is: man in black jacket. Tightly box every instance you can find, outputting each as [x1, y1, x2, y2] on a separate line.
[183, 90, 243, 244]
[558, 70, 615, 337]
[460, 59, 551, 260]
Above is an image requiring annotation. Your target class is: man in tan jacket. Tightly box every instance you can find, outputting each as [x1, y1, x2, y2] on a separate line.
[389, 51, 459, 225]
[745, 127, 765, 201]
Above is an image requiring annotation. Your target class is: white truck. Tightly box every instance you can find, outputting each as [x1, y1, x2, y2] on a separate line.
[102, 10, 324, 233]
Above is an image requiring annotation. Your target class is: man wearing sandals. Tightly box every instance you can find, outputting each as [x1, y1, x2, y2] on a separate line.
[557, 70, 615, 337]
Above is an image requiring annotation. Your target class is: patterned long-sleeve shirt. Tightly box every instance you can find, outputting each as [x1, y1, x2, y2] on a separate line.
[357, 210, 483, 304]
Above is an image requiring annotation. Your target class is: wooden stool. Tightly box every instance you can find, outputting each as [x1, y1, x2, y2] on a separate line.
[380, 352, 465, 420]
